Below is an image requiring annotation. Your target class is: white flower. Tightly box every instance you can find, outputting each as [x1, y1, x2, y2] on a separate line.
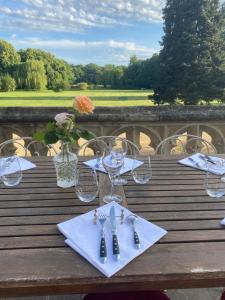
[54, 113, 72, 126]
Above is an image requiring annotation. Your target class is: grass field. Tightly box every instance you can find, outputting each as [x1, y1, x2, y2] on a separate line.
[0, 89, 154, 107]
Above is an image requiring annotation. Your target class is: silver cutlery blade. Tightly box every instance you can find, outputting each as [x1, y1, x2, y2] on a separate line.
[110, 206, 116, 231]
[110, 206, 120, 260]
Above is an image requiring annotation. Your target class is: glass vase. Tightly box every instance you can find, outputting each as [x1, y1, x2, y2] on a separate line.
[53, 142, 78, 188]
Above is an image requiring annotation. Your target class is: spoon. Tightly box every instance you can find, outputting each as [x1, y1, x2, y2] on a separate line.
[127, 215, 141, 249]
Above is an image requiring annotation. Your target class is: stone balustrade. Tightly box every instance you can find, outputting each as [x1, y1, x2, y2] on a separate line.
[1, 106, 225, 154]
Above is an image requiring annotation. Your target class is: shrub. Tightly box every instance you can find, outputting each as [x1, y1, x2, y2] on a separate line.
[76, 82, 88, 90]
[52, 80, 71, 92]
[0, 74, 16, 92]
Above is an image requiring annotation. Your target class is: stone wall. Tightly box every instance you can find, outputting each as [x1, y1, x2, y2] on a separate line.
[1, 106, 225, 154]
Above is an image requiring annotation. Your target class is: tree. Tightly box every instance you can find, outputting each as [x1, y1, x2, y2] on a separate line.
[51, 72, 70, 92]
[14, 60, 47, 90]
[0, 40, 20, 74]
[140, 54, 161, 89]
[83, 64, 102, 84]
[0, 74, 16, 92]
[18, 48, 73, 90]
[72, 65, 85, 83]
[153, 0, 225, 104]
[101, 64, 114, 87]
[112, 66, 126, 88]
[124, 56, 142, 88]
[100, 65, 125, 88]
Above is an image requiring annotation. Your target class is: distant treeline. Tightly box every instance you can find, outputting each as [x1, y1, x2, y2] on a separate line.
[0, 39, 158, 93]
[72, 55, 159, 90]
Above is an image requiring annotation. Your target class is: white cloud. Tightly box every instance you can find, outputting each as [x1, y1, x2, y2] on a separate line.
[10, 37, 158, 65]
[0, 0, 165, 33]
[12, 37, 157, 54]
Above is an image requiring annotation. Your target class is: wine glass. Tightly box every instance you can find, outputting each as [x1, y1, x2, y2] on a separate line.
[75, 166, 99, 202]
[82, 139, 107, 169]
[110, 137, 127, 186]
[204, 160, 225, 197]
[0, 156, 22, 186]
[131, 146, 152, 184]
[102, 147, 124, 203]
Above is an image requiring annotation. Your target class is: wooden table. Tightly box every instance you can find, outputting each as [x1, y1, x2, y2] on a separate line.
[0, 156, 225, 297]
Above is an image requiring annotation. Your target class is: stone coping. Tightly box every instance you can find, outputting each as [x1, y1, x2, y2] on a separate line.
[1, 106, 225, 123]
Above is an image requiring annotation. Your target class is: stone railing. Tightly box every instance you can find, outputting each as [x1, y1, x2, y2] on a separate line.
[1, 106, 225, 154]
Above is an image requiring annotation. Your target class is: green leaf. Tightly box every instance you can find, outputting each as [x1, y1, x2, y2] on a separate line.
[44, 131, 59, 144]
[79, 129, 96, 140]
[71, 129, 80, 141]
[46, 122, 56, 131]
[68, 136, 75, 144]
[33, 131, 45, 142]
[67, 108, 74, 114]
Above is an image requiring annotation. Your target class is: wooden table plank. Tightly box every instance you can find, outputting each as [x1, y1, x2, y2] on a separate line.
[0, 199, 224, 210]
[0, 242, 224, 297]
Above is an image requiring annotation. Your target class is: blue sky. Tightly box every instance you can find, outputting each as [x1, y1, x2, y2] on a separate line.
[0, 0, 165, 65]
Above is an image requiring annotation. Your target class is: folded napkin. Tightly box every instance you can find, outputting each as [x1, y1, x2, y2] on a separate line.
[221, 218, 225, 226]
[0, 156, 36, 176]
[57, 201, 167, 278]
[178, 153, 225, 175]
[83, 157, 143, 175]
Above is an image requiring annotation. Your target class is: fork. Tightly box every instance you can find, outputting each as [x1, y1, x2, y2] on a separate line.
[188, 157, 201, 168]
[99, 214, 107, 263]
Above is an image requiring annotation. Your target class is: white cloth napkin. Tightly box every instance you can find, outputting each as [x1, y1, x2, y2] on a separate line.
[83, 157, 143, 175]
[57, 201, 167, 278]
[221, 218, 225, 226]
[178, 153, 225, 175]
[0, 156, 36, 176]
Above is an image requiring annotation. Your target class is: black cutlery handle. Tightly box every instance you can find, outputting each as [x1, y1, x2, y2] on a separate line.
[100, 237, 107, 258]
[206, 156, 216, 165]
[134, 231, 140, 245]
[112, 234, 120, 255]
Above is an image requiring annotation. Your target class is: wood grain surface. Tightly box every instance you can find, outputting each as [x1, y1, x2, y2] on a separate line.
[0, 156, 225, 297]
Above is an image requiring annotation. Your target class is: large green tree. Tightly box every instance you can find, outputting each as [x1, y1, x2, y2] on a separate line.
[14, 60, 47, 90]
[140, 54, 161, 89]
[100, 64, 125, 88]
[153, 0, 225, 104]
[18, 48, 73, 90]
[0, 40, 20, 74]
[82, 63, 102, 84]
[123, 55, 160, 89]
[72, 64, 85, 83]
[123, 55, 142, 88]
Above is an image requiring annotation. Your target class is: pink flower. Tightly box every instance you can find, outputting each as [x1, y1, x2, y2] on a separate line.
[74, 95, 94, 114]
[54, 113, 72, 126]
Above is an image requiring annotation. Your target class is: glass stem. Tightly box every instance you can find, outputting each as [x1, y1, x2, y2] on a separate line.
[110, 175, 115, 196]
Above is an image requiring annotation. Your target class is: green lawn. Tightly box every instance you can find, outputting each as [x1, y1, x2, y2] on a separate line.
[0, 89, 154, 107]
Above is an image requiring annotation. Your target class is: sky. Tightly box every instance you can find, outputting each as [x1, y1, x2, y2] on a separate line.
[0, 0, 165, 65]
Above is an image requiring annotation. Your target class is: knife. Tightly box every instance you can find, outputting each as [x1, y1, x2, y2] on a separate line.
[198, 154, 216, 165]
[109, 206, 120, 260]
